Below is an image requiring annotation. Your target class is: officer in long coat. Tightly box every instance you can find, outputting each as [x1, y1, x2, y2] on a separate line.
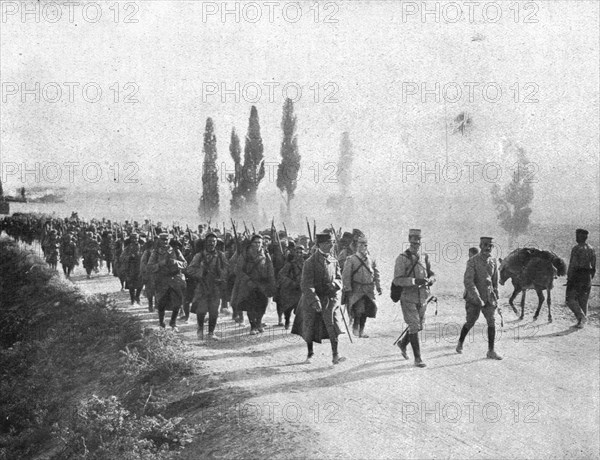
[456, 236, 502, 360]
[566, 228, 596, 328]
[292, 233, 346, 365]
[342, 236, 381, 338]
[392, 229, 435, 368]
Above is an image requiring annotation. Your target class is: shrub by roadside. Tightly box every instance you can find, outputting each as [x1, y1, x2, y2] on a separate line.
[0, 237, 199, 459]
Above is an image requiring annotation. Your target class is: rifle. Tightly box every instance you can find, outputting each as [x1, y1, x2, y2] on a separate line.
[271, 218, 283, 255]
[231, 219, 240, 253]
[282, 222, 288, 238]
[243, 221, 249, 236]
[306, 218, 313, 244]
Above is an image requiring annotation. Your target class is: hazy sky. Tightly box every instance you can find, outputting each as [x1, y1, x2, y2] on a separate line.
[1, 0, 598, 226]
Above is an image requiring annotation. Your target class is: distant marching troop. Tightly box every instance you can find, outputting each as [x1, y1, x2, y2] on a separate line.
[0, 213, 596, 367]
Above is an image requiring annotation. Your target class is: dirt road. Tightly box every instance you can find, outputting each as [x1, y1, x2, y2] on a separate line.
[75, 267, 599, 459]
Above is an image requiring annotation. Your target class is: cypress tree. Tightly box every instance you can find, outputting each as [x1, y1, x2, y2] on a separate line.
[198, 117, 219, 220]
[240, 106, 265, 213]
[277, 98, 301, 218]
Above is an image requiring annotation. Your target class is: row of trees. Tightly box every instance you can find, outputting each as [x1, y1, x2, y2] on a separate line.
[198, 99, 350, 222]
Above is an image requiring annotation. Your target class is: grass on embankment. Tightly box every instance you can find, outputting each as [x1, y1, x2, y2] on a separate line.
[0, 237, 200, 460]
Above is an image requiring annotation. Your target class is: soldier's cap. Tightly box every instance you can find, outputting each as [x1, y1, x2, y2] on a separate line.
[341, 231, 354, 241]
[296, 244, 305, 251]
[316, 233, 332, 244]
[352, 229, 365, 239]
[576, 228, 589, 236]
[480, 237, 494, 244]
[408, 229, 421, 238]
[130, 233, 139, 239]
[287, 240, 296, 249]
[158, 233, 170, 240]
[205, 232, 218, 239]
[357, 236, 368, 244]
[250, 234, 263, 243]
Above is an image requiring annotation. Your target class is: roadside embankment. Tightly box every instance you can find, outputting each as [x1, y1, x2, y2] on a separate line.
[0, 237, 199, 460]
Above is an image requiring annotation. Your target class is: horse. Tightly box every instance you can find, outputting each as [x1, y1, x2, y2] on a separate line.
[499, 248, 567, 322]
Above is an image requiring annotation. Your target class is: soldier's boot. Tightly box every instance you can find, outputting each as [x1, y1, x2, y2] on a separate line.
[148, 297, 154, 313]
[306, 343, 314, 362]
[277, 312, 284, 327]
[409, 333, 426, 368]
[359, 316, 369, 338]
[575, 315, 587, 329]
[129, 290, 135, 305]
[486, 327, 502, 360]
[256, 315, 265, 334]
[208, 316, 219, 340]
[397, 333, 410, 360]
[352, 320, 360, 337]
[331, 340, 346, 365]
[456, 324, 470, 354]
[249, 316, 258, 335]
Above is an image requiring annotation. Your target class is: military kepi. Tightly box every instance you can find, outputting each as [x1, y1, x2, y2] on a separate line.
[480, 236, 494, 244]
[409, 229, 421, 238]
[316, 233, 332, 244]
[576, 228, 589, 236]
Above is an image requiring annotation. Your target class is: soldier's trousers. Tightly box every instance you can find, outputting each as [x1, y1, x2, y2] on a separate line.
[401, 300, 427, 334]
[464, 302, 496, 328]
[157, 288, 181, 327]
[195, 294, 220, 333]
[566, 282, 591, 319]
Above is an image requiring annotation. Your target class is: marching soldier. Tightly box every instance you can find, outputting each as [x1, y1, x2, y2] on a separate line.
[566, 228, 596, 328]
[140, 239, 156, 312]
[43, 229, 60, 271]
[392, 229, 435, 368]
[337, 229, 363, 272]
[82, 231, 101, 279]
[60, 234, 77, 278]
[147, 233, 188, 330]
[101, 231, 116, 274]
[120, 233, 144, 305]
[292, 233, 346, 365]
[277, 244, 306, 330]
[230, 234, 277, 335]
[456, 236, 502, 360]
[342, 236, 381, 338]
[187, 233, 228, 340]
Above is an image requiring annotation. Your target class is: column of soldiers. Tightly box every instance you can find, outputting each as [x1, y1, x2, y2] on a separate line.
[0, 214, 597, 367]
